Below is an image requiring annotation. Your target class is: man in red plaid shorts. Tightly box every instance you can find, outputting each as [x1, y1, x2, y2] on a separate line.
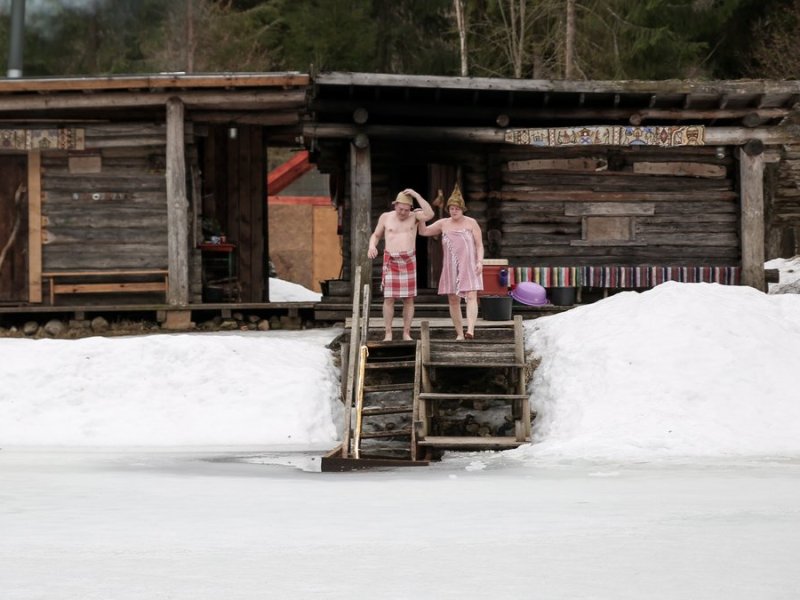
[368, 189, 434, 341]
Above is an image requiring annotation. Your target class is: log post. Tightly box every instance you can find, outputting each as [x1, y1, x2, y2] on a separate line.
[350, 139, 372, 288]
[739, 148, 766, 291]
[27, 150, 42, 303]
[166, 97, 190, 305]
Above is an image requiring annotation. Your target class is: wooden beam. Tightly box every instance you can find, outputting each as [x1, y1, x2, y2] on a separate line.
[350, 140, 372, 286]
[0, 89, 307, 111]
[629, 108, 787, 125]
[0, 73, 309, 93]
[27, 150, 42, 303]
[304, 123, 800, 146]
[739, 149, 766, 291]
[267, 150, 314, 195]
[188, 111, 300, 126]
[267, 195, 331, 206]
[314, 73, 800, 98]
[632, 162, 727, 178]
[166, 98, 190, 305]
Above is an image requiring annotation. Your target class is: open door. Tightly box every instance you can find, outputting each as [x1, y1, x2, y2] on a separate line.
[0, 156, 27, 303]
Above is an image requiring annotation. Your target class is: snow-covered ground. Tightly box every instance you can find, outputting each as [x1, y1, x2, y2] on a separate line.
[269, 277, 322, 301]
[766, 255, 800, 294]
[2, 281, 800, 599]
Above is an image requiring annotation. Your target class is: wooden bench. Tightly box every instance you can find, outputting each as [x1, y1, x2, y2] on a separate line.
[42, 269, 169, 305]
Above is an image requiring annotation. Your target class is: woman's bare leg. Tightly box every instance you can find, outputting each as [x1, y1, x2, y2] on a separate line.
[465, 291, 478, 338]
[448, 294, 464, 340]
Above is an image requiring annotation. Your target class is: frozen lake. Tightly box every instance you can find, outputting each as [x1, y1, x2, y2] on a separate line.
[2, 449, 800, 599]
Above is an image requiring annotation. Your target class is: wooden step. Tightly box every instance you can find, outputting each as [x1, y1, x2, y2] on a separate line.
[417, 436, 525, 448]
[418, 393, 528, 401]
[359, 428, 412, 439]
[366, 340, 416, 349]
[365, 360, 415, 370]
[363, 383, 414, 392]
[424, 361, 525, 368]
[361, 406, 413, 416]
[429, 350, 517, 362]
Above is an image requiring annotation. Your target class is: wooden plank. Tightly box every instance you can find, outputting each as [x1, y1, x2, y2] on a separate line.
[342, 266, 363, 458]
[320, 456, 429, 472]
[166, 98, 189, 305]
[0, 73, 309, 93]
[739, 149, 766, 290]
[0, 89, 308, 111]
[267, 150, 314, 195]
[418, 393, 528, 400]
[417, 436, 523, 448]
[514, 315, 530, 440]
[53, 282, 167, 294]
[584, 216, 633, 241]
[42, 227, 167, 245]
[27, 150, 42, 303]
[411, 339, 422, 461]
[43, 269, 167, 276]
[68, 155, 102, 174]
[508, 158, 607, 172]
[491, 190, 737, 202]
[633, 162, 726, 178]
[565, 203, 655, 216]
[425, 361, 525, 368]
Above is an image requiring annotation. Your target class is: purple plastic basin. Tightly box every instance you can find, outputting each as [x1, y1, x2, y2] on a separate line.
[510, 281, 548, 306]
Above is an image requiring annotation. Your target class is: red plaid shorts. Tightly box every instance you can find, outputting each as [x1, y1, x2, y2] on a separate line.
[382, 250, 417, 298]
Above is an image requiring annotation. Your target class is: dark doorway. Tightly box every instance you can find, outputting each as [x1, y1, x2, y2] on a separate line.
[0, 156, 27, 303]
[200, 126, 267, 302]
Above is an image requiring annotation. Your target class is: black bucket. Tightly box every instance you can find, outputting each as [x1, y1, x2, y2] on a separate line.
[203, 285, 224, 302]
[548, 287, 576, 306]
[480, 295, 512, 321]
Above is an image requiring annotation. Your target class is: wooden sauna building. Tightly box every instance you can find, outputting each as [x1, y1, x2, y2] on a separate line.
[0, 72, 309, 326]
[305, 73, 800, 321]
[3, 71, 800, 326]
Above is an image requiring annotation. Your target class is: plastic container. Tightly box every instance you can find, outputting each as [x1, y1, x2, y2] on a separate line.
[548, 286, 576, 306]
[510, 281, 548, 306]
[480, 295, 512, 321]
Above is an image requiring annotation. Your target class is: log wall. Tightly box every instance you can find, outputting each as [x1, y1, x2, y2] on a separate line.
[41, 124, 171, 272]
[769, 144, 800, 257]
[482, 146, 738, 267]
[338, 142, 740, 287]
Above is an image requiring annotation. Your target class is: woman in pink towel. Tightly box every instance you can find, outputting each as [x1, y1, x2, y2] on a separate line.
[418, 184, 484, 340]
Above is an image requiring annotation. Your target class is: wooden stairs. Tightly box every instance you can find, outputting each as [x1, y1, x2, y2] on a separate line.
[321, 267, 533, 472]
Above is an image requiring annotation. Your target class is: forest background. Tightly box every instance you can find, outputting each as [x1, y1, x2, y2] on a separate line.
[0, 0, 798, 81]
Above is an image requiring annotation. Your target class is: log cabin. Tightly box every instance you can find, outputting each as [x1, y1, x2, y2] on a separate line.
[0, 72, 309, 327]
[305, 73, 800, 321]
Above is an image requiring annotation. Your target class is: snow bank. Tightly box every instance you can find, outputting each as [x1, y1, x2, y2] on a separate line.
[269, 278, 322, 302]
[0, 330, 343, 446]
[516, 282, 800, 460]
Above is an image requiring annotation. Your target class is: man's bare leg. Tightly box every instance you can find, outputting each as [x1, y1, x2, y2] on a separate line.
[382, 297, 396, 341]
[465, 291, 478, 338]
[401, 297, 414, 340]
[448, 294, 464, 340]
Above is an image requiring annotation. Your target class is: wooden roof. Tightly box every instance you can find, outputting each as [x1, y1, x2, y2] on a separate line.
[0, 72, 309, 129]
[311, 72, 800, 128]
[0, 72, 308, 93]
